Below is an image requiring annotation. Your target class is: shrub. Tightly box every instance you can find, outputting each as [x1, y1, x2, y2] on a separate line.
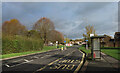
[2, 35, 44, 54]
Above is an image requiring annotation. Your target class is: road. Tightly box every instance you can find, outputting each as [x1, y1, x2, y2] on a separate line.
[2, 46, 86, 73]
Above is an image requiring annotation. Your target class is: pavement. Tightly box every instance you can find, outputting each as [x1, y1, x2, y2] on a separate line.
[80, 52, 120, 73]
[1, 45, 86, 73]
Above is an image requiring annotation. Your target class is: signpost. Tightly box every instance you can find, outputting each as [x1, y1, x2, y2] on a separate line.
[56, 41, 58, 48]
[85, 40, 88, 49]
[64, 41, 66, 50]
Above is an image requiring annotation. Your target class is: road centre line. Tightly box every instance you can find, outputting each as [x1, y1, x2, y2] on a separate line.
[5, 64, 10, 67]
[5, 59, 33, 68]
[35, 50, 76, 72]
[12, 59, 23, 62]
[3, 49, 61, 68]
[2, 48, 59, 61]
[74, 50, 85, 73]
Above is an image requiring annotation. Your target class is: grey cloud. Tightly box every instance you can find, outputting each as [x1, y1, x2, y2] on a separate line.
[2, 2, 118, 39]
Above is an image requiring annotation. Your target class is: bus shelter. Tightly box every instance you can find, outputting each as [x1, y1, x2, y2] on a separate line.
[91, 36, 104, 60]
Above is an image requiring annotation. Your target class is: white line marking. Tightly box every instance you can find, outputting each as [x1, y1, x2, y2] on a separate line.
[5, 59, 33, 68]
[40, 54, 51, 59]
[13, 59, 23, 62]
[5, 64, 10, 67]
[34, 56, 39, 59]
[24, 59, 29, 62]
[41, 57, 44, 58]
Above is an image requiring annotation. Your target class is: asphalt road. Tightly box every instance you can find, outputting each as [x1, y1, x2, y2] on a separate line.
[2, 45, 86, 73]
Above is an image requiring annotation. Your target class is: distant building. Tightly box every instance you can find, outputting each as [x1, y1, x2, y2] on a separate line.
[114, 32, 120, 47]
[101, 32, 120, 48]
[69, 39, 83, 45]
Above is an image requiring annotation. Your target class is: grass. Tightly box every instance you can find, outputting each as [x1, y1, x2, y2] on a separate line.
[2, 45, 71, 59]
[2, 46, 57, 59]
[79, 46, 120, 60]
[79, 47, 91, 55]
[101, 49, 120, 60]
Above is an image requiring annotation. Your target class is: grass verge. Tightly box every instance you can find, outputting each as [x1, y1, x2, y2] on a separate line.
[2, 45, 71, 59]
[2, 46, 57, 59]
[101, 49, 120, 60]
[79, 46, 120, 60]
[79, 47, 91, 55]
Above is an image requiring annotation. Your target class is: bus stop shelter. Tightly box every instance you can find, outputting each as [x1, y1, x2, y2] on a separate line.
[91, 36, 104, 60]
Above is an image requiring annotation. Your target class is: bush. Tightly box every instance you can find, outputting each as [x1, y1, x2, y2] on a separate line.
[2, 35, 44, 54]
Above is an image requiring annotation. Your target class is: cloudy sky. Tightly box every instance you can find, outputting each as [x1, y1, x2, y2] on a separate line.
[2, 2, 118, 39]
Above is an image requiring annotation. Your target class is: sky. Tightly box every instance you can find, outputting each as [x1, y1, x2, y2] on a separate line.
[2, 2, 118, 39]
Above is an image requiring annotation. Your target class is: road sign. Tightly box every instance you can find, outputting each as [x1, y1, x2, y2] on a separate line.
[90, 34, 94, 37]
[56, 41, 58, 43]
[64, 41, 66, 43]
[86, 40, 88, 42]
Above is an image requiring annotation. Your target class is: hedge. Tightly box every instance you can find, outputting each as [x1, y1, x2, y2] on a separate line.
[2, 35, 44, 54]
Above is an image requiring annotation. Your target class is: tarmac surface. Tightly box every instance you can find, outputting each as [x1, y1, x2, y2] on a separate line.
[81, 51, 120, 73]
[2, 45, 86, 73]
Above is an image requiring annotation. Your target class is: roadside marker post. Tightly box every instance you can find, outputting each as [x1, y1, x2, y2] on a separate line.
[56, 41, 58, 48]
[64, 41, 66, 50]
[85, 40, 88, 49]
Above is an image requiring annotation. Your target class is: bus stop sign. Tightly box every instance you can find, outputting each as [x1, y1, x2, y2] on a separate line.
[64, 41, 66, 43]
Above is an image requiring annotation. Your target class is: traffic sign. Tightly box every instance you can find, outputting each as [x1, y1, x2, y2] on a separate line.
[56, 41, 58, 43]
[64, 41, 66, 43]
[86, 40, 88, 42]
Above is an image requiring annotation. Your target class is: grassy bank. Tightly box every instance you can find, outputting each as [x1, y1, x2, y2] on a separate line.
[101, 49, 120, 60]
[2, 46, 57, 59]
[2, 45, 70, 59]
[79, 47, 91, 55]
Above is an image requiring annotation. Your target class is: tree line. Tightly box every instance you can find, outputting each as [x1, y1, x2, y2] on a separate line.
[2, 17, 64, 54]
[2, 17, 64, 45]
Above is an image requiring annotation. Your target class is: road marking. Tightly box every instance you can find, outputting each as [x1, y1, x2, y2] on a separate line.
[5, 64, 10, 67]
[24, 59, 30, 62]
[40, 54, 51, 59]
[70, 60, 74, 63]
[61, 64, 67, 69]
[33, 56, 39, 59]
[66, 64, 75, 70]
[74, 50, 85, 73]
[5, 59, 33, 68]
[34, 50, 76, 72]
[12, 59, 23, 62]
[2, 48, 60, 61]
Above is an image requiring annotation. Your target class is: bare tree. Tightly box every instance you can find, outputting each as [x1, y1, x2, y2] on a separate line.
[33, 17, 55, 44]
[48, 30, 64, 43]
